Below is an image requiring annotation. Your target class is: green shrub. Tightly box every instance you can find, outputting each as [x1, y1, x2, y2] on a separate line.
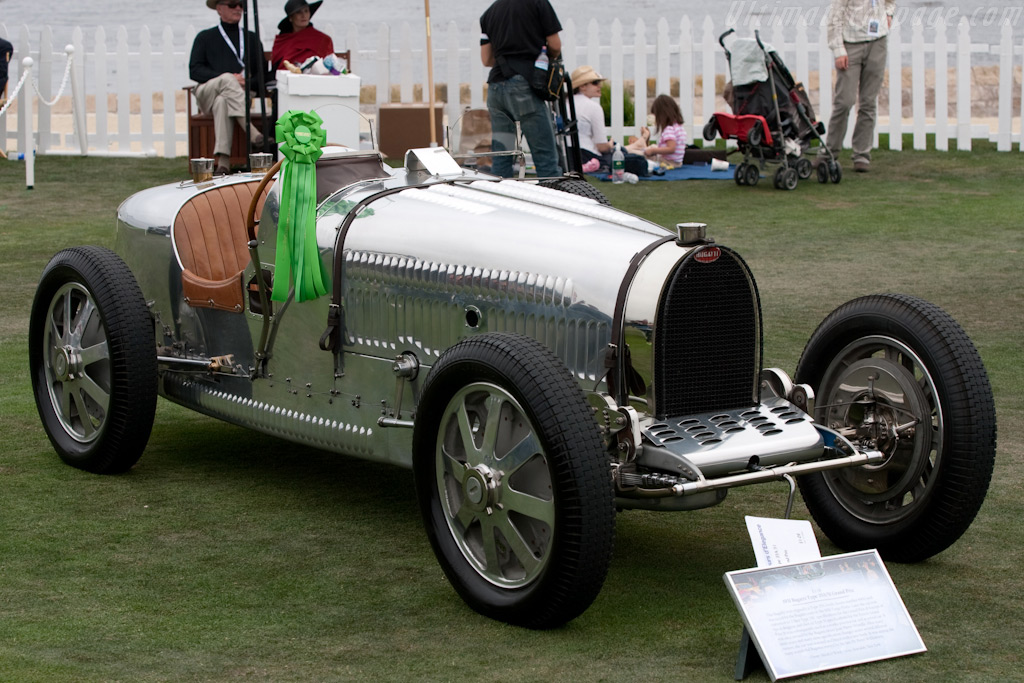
[600, 82, 635, 127]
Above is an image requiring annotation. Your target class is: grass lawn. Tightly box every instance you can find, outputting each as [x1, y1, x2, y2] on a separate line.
[1, 145, 1021, 682]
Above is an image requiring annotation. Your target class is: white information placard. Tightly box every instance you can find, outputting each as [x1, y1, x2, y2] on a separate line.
[745, 516, 821, 568]
[724, 550, 926, 680]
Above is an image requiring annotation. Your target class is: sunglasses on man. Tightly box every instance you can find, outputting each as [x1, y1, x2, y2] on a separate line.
[219, 0, 244, 8]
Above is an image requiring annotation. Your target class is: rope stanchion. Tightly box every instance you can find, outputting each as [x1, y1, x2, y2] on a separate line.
[31, 46, 74, 107]
[0, 68, 30, 119]
[2, 46, 77, 189]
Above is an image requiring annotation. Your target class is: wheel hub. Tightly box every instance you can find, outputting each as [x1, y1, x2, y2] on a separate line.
[53, 346, 79, 381]
[825, 356, 931, 501]
[463, 466, 498, 513]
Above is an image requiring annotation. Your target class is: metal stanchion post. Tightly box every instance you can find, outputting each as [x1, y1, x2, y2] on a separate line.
[67, 45, 87, 156]
[22, 56, 35, 190]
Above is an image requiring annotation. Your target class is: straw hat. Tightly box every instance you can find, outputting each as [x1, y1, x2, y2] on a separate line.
[570, 65, 604, 88]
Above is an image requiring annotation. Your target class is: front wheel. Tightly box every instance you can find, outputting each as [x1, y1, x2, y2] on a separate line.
[29, 246, 157, 474]
[413, 333, 615, 628]
[795, 294, 995, 562]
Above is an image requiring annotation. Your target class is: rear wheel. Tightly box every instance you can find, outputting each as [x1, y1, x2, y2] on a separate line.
[734, 163, 748, 186]
[796, 294, 995, 562]
[779, 167, 798, 191]
[413, 333, 615, 628]
[829, 161, 843, 184]
[796, 157, 812, 180]
[29, 247, 157, 474]
[539, 177, 611, 206]
[744, 164, 760, 186]
[817, 160, 829, 184]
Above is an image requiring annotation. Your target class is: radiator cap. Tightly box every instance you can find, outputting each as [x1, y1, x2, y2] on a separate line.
[676, 222, 708, 245]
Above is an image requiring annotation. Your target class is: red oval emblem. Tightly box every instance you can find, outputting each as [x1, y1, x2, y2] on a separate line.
[695, 247, 721, 263]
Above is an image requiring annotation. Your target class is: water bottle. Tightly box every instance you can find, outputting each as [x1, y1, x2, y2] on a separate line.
[322, 54, 342, 75]
[534, 46, 549, 71]
[611, 143, 625, 184]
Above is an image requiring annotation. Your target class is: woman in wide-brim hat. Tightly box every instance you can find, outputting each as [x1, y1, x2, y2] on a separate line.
[571, 65, 614, 163]
[271, 0, 335, 71]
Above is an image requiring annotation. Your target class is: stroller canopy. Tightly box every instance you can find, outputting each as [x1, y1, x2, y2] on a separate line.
[727, 37, 777, 87]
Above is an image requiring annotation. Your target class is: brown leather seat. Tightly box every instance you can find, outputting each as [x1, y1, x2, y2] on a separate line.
[174, 181, 273, 312]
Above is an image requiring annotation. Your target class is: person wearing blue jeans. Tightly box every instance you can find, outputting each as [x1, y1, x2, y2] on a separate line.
[480, 0, 563, 178]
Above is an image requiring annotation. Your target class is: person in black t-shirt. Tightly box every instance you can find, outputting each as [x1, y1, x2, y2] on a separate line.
[0, 37, 13, 101]
[190, 0, 271, 174]
[479, 0, 562, 178]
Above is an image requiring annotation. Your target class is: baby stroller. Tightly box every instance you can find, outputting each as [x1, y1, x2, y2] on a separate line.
[703, 29, 840, 189]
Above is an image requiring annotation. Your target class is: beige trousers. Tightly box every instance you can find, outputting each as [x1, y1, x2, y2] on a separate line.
[821, 36, 888, 165]
[194, 72, 246, 158]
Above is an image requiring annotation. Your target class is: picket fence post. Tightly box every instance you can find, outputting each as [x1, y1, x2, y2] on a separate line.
[956, 18, 972, 151]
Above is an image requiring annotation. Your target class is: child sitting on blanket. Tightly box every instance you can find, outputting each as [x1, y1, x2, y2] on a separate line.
[627, 95, 688, 171]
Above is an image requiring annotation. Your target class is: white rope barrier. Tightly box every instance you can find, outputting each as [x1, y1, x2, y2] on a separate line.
[31, 46, 75, 107]
[0, 67, 30, 118]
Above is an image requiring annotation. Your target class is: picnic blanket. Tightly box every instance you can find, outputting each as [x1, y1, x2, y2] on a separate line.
[590, 163, 735, 182]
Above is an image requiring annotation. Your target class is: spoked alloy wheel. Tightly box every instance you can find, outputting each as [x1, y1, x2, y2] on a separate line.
[436, 382, 555, 589]
[414, 333, 615, 628]
[796, 294, 995, 562]
[29, 247, 156, 474]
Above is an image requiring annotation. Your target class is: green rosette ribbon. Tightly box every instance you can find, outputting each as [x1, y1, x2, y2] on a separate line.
[273, 110, 329, 303]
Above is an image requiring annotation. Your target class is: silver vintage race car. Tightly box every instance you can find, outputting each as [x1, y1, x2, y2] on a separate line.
[29, 145, 996, 628]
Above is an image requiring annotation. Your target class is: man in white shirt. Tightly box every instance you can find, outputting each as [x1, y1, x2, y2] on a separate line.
[818, 0, 896, 173]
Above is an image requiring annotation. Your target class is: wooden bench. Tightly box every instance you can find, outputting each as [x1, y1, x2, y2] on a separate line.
[185, 50, 351, 169]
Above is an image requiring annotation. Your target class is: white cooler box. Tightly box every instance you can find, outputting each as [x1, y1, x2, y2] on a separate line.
[276, 71, 362, 149]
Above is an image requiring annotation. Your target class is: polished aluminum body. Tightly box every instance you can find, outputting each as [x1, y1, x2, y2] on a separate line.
[114, 149, 839, 510]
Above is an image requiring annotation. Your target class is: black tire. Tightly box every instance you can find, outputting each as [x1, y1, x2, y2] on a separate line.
[796, 157, 813, 180]
[829, 161, 842, 184]
[747, 121, 763, 147]
[29, 246, 157, 474]
[781, 167, 798, 191]
[538, 177, 611, 206]
[773, 167, 785, 189]
[734, 163, 748, 186]
[413, 333, 615, 628]
[744, 164, 760, 187]
[795, 294, 996, 563]
[703, 117, 718, 142]
[816, 160, 829, 184]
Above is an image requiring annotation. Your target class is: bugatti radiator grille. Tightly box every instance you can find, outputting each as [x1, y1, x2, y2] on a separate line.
[653, 247, 761, 419]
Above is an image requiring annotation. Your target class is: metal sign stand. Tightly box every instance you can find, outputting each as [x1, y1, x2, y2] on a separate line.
[734, 473, 797, 681]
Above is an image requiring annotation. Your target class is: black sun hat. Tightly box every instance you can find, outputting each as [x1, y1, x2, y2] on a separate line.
[278, 0, 323, 32]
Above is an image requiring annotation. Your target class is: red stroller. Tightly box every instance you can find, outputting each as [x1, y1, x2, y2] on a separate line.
[703, 29, 840, 189]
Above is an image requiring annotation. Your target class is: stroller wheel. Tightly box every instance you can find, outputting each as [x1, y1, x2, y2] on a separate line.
[735, 163, 748, 185]
[775, 167, 798, 191]
[817, 161, 829, 184]
[703, 117, 718, 142]
[745, 164, 761, 186]
[829, 161, 843, 184]
[748, 122, 763, 147]
[796, 158, 812, 180]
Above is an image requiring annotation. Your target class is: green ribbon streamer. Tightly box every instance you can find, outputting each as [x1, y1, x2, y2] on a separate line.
[273, 110, 328, 303]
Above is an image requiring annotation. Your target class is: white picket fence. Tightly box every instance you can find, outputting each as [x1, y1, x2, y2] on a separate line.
[2, 15, 1022, 159]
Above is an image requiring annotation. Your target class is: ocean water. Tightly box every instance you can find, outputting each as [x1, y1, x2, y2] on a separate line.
[1, 0, 1020, 92]
[2, 0, 1021, 47]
